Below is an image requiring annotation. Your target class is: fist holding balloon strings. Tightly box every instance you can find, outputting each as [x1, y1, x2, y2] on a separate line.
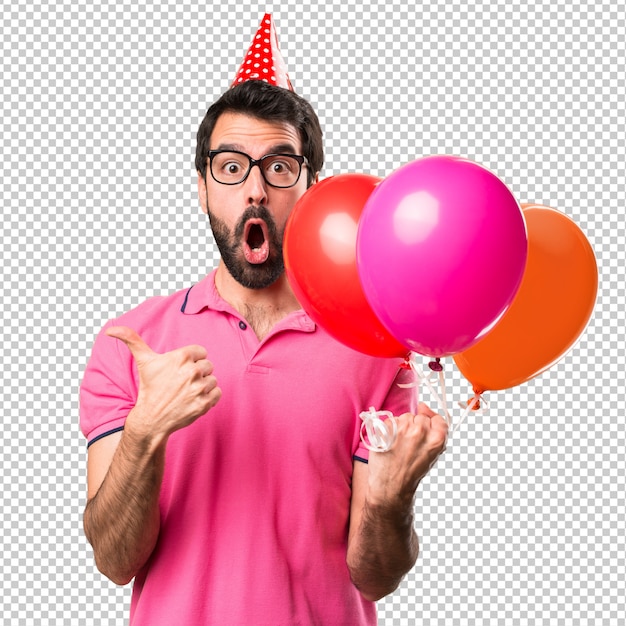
[284, 156, 597, 446]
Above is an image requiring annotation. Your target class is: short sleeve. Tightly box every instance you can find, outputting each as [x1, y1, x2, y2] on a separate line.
[353, 363, 418, 463]
[79, 320, 139, 446]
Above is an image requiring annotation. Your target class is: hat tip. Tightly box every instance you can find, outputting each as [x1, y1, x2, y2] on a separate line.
[230, 11, 294, 91]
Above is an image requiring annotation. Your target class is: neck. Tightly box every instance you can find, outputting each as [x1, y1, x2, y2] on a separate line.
[214, 262, 301, 338]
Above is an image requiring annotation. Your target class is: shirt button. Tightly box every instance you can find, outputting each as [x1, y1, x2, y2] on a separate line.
[239, 321, 247, 330]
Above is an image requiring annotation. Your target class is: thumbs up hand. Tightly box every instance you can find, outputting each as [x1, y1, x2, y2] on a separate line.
[106, 326, 222, 441]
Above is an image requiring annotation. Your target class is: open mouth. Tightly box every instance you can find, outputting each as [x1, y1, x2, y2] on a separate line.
[243, 219, 270, 264]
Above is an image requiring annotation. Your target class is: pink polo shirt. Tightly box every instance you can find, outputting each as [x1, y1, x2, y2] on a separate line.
[80, 270, 416, 625]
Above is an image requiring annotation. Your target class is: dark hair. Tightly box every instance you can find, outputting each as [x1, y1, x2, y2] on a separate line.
[195, 81, 324, 187]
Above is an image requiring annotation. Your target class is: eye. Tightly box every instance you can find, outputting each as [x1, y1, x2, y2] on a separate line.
[223, 160, 244, 175]
[212, 152, 248, 179]
[266, 158, 294, 175]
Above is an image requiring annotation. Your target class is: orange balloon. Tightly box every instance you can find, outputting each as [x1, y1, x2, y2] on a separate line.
[453, 204, 598, 392]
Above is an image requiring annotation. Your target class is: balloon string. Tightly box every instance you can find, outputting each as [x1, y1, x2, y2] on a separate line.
[404, 355, 453, 426]
[403, 357, 442, 408]
[453, 392, 489, 434]
[359, 406, 398, 453]
[438, 368, 451, 427]
[396, 363, 419, 413]
[400, 354, 489, 434]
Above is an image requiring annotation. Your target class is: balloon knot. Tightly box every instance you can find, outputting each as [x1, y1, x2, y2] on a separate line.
[428, 358, 443, 372]
[467, 396, 481, 410]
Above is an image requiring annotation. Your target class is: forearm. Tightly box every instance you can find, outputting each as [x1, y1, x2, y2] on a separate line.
[347, 496, 419, 601]
[83, 425, 167, 585]
[348, 407, 448, 600]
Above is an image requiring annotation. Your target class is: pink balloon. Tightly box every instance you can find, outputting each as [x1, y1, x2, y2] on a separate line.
[356, 156, 528, 357]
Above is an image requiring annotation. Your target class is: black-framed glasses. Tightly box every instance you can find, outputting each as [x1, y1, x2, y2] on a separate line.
[207, 150, 308, 188]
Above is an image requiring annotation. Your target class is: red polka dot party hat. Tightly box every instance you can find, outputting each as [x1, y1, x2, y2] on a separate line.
[231, 13, 294, 91]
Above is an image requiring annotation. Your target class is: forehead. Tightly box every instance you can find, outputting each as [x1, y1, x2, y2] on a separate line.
[210, 112, 302, 155]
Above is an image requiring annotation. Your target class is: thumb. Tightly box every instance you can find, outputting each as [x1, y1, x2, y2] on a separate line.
[106, 325, 155, 363]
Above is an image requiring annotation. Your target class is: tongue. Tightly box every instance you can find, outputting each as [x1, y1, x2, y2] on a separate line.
[244, 241, 270, 264]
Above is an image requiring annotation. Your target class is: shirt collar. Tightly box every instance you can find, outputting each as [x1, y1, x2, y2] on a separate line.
[181, 270, 232, 315]
[181, 269, 316, 332]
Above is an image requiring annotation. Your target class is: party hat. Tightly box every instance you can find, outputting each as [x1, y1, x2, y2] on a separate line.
[231, 13, 294, 90]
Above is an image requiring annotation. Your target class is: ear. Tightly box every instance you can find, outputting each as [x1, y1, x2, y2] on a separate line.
[197, 171, 208, 215]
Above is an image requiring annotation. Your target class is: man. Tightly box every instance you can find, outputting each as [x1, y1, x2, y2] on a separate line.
[81, 17, 447, 626]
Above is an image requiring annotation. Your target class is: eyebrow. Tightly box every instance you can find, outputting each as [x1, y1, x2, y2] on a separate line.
[214, 143, 300, 155]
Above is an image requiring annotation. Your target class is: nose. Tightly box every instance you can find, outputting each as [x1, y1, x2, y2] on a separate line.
[244, 163, 268, 206]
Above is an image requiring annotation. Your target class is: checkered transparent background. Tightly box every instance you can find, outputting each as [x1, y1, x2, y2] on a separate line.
[1, 0, 624, 624]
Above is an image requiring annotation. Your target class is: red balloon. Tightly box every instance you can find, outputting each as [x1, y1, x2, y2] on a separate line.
[284, 174, 409, 358]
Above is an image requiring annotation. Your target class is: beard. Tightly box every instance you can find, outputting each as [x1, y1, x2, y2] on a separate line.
[208, 204, 286, 290]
